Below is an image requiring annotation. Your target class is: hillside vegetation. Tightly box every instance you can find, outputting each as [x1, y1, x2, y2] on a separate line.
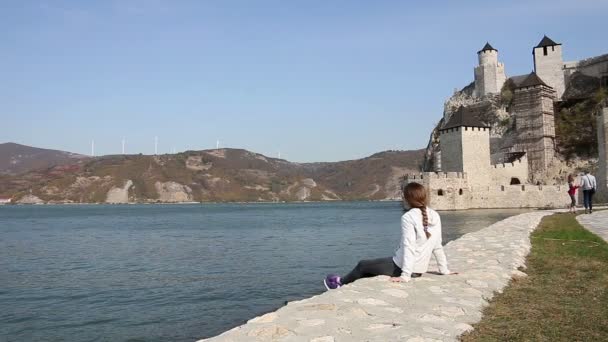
[0, 148, 424, 203]
[556, 88, 608, 160]
[0, 142, 86, 175]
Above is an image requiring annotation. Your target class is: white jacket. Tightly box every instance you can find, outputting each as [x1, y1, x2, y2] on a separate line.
[392, 208, 450, 280]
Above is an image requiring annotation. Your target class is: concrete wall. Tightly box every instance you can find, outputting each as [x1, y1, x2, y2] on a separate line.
[534, 44, 565, 99]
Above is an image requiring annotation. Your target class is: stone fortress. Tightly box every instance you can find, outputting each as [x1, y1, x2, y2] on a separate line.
[407, 36, 608, 210]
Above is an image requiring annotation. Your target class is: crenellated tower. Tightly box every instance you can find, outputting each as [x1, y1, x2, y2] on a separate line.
[474, 42, 507, 97]
[439, 106, 491, 187]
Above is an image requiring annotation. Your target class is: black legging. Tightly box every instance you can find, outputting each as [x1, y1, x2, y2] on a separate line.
[342, 257, 402, 284]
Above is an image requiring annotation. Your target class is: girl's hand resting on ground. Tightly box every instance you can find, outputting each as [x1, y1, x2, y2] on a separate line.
[389, 277, 410, 283]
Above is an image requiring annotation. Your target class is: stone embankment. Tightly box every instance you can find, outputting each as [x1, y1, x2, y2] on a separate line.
[199, 211, 555, 342]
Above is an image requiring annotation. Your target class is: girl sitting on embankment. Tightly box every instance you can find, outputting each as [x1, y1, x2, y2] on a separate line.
[324, 183, 457, 289]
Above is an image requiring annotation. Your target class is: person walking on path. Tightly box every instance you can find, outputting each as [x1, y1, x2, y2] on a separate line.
[581, 171, 597, 214]
[323, 183, 457, 289]
[568, 174, 580, 213]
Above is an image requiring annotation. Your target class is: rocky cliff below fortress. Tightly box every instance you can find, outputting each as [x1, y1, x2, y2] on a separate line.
[0, 147, 424, 204]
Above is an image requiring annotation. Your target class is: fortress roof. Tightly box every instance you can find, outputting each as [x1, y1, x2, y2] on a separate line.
[516, 72, 550, 88]
[507, 74, 529, 88]
[535, 35, 560, 48]
[478, 42, 497, 53]
[441, 105, 490, 131]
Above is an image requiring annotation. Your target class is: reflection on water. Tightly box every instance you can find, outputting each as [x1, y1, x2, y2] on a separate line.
[0, 202, 528, 341]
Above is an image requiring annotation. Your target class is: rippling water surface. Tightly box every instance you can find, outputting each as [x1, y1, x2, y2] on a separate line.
[0, 202, 528, 341]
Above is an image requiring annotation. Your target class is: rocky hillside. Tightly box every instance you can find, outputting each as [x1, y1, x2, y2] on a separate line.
[0, 147, 424, 204]
[0, 142, 86, 175]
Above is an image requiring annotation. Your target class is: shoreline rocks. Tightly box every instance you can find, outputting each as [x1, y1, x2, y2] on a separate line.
[105, 180, 133, 204]
[17, 194, 45, 204]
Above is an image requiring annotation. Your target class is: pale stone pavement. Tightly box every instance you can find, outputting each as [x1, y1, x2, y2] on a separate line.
[577, 210, 608, 242]
[199, 211, 556, 342]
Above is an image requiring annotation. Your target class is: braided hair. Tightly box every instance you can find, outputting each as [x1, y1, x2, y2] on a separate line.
[402, 182, 431, 239]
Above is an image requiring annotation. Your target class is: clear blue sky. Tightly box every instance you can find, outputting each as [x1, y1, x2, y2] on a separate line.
[1, 0, 606, 162]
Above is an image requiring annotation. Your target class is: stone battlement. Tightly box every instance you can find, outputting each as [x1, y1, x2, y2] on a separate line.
[405, 172, 467, 180]
[489, 184, 562, 192]
[492, 158, 525, 169]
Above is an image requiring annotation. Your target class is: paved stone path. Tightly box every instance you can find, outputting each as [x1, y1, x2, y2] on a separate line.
[199, 211, 557, 342]
[577, 210, 608, 242]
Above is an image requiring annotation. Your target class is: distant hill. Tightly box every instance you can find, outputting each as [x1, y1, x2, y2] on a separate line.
[0, 147, 424, 203]
[0, 142, 86, 175]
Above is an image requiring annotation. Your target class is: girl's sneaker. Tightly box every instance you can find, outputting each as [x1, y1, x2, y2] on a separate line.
[323, 274, 342, 290]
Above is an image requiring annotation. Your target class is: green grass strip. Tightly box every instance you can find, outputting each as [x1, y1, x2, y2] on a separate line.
[461, 213, 608, 341]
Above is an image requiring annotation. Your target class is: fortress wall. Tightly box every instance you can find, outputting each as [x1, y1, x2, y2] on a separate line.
[405, 175, 471, 210]
[490, 156, 529, 184]
[598, 108, 608, 199]
[405, 172, 466, 180]
[419, 181, 566, 210]
[469, 185, 565, 209]
[575, 55, 608, 79]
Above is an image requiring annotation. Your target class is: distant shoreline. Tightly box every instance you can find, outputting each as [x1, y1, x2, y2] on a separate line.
[0, 199, 403, 206]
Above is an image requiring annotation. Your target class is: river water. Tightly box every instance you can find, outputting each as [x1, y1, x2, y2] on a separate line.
[0, 202, 527, 341]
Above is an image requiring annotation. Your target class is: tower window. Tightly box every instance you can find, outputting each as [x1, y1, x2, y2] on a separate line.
[459, 189, 463, 195]
[438, 189, 444, 196]
[543, 46, 548, 56]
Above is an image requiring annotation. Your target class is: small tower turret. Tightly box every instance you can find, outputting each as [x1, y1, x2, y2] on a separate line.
[533, 35, 565, 100]
[478, 42, 498, 65]
[474, 42, 506, 97]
